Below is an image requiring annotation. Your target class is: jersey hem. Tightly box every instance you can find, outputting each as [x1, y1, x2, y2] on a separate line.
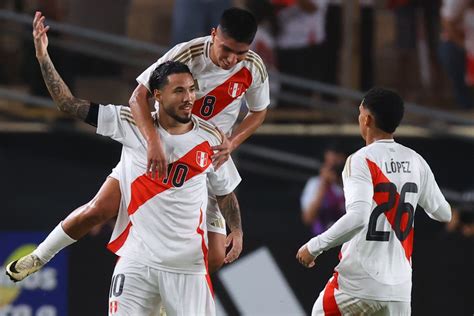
[119, 254, 207, 275]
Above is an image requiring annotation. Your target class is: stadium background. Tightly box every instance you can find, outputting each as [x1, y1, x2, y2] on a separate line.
[0, 0, 473, 315]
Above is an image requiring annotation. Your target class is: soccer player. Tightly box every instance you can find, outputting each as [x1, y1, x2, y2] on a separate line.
[296, 88, 452, 315]
[6, 7, 268, 281]
[10, 13, 240, 314]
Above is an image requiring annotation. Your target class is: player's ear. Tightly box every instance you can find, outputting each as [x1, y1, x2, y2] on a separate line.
[153, 89, 162, 102]
[211, 28, 217, 39]
[365, 113, 373, 127]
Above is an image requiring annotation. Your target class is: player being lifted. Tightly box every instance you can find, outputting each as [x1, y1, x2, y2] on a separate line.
[11, 10, 242, 315]
[7, 7, 269, 281]
[297, 88, 451, 315]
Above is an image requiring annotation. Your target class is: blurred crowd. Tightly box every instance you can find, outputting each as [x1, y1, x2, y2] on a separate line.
[2, 0, 474, 110]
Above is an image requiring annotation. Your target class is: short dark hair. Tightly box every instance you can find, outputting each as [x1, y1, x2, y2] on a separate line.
[362, 87, 404, 133]
[149, 61, 192, 91]
[219, 7, 257, 44]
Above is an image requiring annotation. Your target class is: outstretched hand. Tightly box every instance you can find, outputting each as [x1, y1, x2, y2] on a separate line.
[224, 230, 243, 264]
[146, 138, 167, 180]
[32, 11, 49, 58]
[296, 244, 316, 268]
[211, 128, 234, 170]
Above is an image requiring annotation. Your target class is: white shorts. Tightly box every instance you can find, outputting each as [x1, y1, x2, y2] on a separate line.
[108, 256, 215, 316]
[109, 167, 227, 236]
[312, 274, 411, 316]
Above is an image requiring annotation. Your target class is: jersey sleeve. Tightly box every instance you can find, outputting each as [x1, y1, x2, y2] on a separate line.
[418, 157, 451, 222]
[244, 76, 270, 112]
[306, 153, 373, 256]
[342, 153, 373, 210]
[136, 42, 188, 92]
[96, 104, 141, 148]
[207, 157, 242, 196]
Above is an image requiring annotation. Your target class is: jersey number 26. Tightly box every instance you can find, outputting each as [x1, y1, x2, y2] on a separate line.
[366, 182, 418, 242]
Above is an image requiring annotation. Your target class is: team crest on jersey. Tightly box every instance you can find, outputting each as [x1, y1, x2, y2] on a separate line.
[228, 82, 244, 98]
[109, 301, 118, 314]
[196, 151, 209, 168]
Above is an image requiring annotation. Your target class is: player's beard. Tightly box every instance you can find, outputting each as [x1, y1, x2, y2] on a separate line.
[164, 104, 192, 124]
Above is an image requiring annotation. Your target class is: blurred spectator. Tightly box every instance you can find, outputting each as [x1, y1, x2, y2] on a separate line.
[360, 0, 375, 91]
[438, 0, 473, 109]
[246, 0, 279, 68]
[300, 146, 346, 236]
[445, 206, 474, 238]
[246, 0, 280, 106]
[325, 0, 374, 93]
[324, 0, 342, 92]
[389, 0, 421, 99]
[171, 0, 232, 45]
[275, 0, 329, 105]
[463, 1, 474, 86]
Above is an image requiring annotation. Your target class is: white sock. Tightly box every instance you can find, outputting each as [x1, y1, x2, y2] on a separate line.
[33, 222, 77, 263]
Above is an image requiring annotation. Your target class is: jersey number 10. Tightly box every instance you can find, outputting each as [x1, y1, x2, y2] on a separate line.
[366, 182, 418, 242]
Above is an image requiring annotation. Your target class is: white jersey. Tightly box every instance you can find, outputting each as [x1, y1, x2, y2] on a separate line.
[136, 36, 270, 134]
[96, 105, 241, 274]
[308, 139, 450, 302]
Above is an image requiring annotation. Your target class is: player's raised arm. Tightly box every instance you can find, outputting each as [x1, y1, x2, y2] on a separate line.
[216, 192, 243, 264]
[212, 108, 267, 170]
[129, 83, 166, 179]
[33, 12, 91, 121]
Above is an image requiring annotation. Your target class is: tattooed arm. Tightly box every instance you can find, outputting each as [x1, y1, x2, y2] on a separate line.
[216, 192, 243, 263]
[33, 11, 91, 120]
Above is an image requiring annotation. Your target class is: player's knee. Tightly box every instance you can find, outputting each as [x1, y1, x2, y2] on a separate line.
[81, 198, 117, 226]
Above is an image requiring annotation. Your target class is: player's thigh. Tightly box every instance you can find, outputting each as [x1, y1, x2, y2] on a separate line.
[63, 177, 121, 236]
[108, 257, 161, 316]
[158, 271, 215, 316]
[89, 176, 122, 218]
[66, 177, 121, 220]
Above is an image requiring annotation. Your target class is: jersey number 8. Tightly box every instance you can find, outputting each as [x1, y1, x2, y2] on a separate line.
[199, 95, 216, 118]
[366, 182, 418, 242]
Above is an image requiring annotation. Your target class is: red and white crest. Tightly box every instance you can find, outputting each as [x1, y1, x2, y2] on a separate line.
[109, 301, 118, 314]
[196, 151, 209, 168]
[228, 82, 244, 98]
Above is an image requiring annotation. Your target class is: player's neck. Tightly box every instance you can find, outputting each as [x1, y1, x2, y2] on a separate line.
[158, 116, 193, 135]
[209, 47, 220, 68]
[366, 132, 394, 145]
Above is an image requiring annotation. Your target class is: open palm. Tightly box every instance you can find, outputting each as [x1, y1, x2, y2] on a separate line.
[32, 11, 50, 58]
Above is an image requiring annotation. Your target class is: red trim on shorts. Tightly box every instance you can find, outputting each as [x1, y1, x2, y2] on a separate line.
[322, 272, 341, 316]
[196, 208, 214, 297]
[107, 222, 132, 253]
[366, 159, 414, 261]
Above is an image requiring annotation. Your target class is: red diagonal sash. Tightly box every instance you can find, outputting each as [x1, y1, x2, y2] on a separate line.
[128, 141, 213, 215]
[192, 67, 252, 120]
[366, 159, 414, 261]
